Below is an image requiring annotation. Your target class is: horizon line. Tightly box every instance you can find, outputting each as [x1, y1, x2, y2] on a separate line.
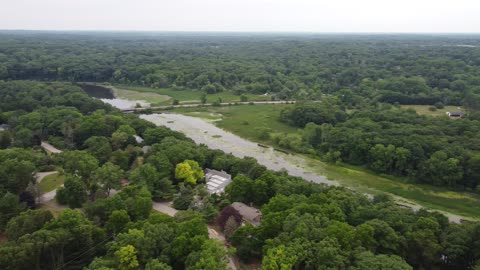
[1, 29, 480, 35]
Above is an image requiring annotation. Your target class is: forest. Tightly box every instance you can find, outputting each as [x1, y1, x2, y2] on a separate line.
[277, 100, 480, 190]
[1, 32, 480, 106]
[0, 32, 480, 270]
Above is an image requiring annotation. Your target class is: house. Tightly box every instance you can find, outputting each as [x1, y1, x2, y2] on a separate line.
[205, 169, 232, 194]
[446, 112, 465, 118]
[231, 202, 262, 226]
[0, 124, 10, 131]
[133, 135, 144, 144]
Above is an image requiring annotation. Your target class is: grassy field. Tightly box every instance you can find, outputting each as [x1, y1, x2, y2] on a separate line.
[111, 86, 171, 105]
[400, 105, 464, 117]
[322, 162, 480, 220]
[39, 173, 65, 193]
[174, 104, 297, 144]
[171, 104, 480, 220]
[110, 84, 271, 105]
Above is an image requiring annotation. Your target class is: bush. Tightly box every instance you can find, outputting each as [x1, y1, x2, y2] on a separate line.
[428, 106, 437, 112]
[434, 102, 444, 109]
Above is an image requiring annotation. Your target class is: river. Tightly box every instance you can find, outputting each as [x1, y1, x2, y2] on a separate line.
[79, 83, 150, 110]
[140, 113, 337, 186]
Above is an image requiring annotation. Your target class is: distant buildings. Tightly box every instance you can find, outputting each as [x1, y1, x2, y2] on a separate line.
[205, 169, 232, 194]
[231, 202, 262, 226]
[446, 112, 465, 118]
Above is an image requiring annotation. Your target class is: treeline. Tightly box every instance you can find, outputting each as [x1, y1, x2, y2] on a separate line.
[1, 32, 480, 104]
[279, 101, 480, 190]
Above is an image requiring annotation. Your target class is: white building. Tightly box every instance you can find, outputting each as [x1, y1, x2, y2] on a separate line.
[205, 169, 232, 194]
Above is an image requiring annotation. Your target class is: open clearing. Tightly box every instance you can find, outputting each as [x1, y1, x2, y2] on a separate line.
[174, 104, 297, 145]
[400, 105, 464, 117]
[112, 84, 271, 105]
[39, 173, 65, 193]
[168, 105, 480, 220]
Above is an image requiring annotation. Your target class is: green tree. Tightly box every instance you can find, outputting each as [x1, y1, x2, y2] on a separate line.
[175, 160, 204, 185]
[145, 259, 172, 270]
[0, 192, 26, 231]
[130, 163, 174, 200]
[93, 162, 124, 196]
[56, 175, 88, 208]
[115, 245, 140, 270]
[225, 175, 254, 203]
[84, 136, 112, 163]
[5, 209, 53, 240]
[262, 245, 297, 270]
[58, 150, 99, 180]
[355, 251, 412, 270]
[105, 209, 131, 236]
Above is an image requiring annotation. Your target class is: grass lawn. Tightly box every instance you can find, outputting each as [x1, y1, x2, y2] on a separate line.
[39, 173, 65, 193]
[400, 105, 464, 117]
[111, 84, 271, 105]
[322, 162, 480, 220]
[171, 104, 480, 220]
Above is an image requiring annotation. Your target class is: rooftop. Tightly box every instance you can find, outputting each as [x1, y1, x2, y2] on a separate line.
[231, 202, 262, 226]
[205, 169, 232, 194]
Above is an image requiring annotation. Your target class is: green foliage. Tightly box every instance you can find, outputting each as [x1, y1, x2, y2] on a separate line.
[93, 162, 124, 196]
[115, 245, 140, 270]
[56, 175, 88, 208]
[175, 160, 204, 185]
[84, 136, 112, 163]
[262, 245, 297, 270]
[5, 209, 53, 240]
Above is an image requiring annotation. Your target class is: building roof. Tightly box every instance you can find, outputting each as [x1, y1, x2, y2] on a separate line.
[0, 124, 10, 131]
[231, 202, 262, 226]
[205, 169, 232, 194]
[133, 135, 144, 144]
[447, 111, 465, 117]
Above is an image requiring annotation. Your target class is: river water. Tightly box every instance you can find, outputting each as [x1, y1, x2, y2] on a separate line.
[80, 83, 150, 110]
[140, 113, 337, 186]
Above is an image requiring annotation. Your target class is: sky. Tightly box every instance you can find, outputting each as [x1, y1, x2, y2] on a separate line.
[0, 0, 479, 33]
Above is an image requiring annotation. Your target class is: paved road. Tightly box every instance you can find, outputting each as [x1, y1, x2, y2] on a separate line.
[152, 201, 178, 217]
[40, 141, 63, 154]
[123, 100, 296, 112]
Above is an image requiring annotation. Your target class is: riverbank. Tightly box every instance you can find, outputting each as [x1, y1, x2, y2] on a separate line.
[140, 112, 480, 222]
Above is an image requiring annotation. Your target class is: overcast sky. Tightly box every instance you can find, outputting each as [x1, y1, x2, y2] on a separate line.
[0, 0, 478, 33]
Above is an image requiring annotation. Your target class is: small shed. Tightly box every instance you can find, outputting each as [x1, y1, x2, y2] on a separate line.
[231, 202, 262, 226]
[446, 112, 465, 118]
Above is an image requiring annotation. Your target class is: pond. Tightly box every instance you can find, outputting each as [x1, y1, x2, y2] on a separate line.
[79, 83, 150, 110]
[140, 113, 337, 186]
